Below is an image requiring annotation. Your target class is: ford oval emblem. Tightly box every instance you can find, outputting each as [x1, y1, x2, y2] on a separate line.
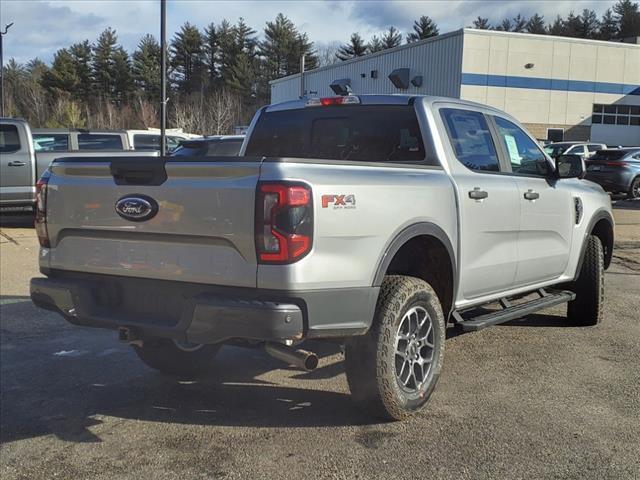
[115, 195, 158, 222]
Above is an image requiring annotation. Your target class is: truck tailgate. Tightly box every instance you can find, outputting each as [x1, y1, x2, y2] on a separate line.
[44, 157, 262, 287]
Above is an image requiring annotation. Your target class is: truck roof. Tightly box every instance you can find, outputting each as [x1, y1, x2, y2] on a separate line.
[265, 94, 506, 115]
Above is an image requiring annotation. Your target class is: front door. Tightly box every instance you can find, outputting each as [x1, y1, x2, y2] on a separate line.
[491, 116, 574, 286]
[0, 122, 34, 205]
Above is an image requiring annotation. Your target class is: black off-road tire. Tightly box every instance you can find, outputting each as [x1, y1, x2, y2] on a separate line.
[627, 176, 639, 200]
[133, 339, 221, 377]
[567, 235, 604, 326]
[344, 275, 446, 421]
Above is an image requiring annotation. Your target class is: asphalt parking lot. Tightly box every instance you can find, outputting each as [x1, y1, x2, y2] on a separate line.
[1, 200, 639, 480]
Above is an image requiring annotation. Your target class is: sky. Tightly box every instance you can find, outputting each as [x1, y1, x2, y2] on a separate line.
[0, 0, 619, 64]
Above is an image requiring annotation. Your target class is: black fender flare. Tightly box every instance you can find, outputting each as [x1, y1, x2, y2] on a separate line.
[372, 222, 458, 311]
[574, 209, 614, 280]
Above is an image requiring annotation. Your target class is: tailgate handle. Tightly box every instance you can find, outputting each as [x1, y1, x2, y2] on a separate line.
[110, 158, 167, 186]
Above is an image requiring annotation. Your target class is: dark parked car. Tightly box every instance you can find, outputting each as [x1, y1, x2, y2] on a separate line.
[171, 135, 244, 157]
[585, 148, 640, 199]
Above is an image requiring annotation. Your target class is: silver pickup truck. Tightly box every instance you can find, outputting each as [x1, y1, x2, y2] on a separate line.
[0, 118, 158, 212]
[30, 95, 614, 420]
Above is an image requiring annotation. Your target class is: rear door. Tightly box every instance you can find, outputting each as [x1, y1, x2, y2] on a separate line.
[490, 115, 574, 286]
[0, 122, 35, 205]
[77, 133, 125, 151]
[437, 107, 520, 299]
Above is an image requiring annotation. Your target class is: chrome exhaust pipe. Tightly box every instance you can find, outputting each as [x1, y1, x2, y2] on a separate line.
[265, 343, 318, 371]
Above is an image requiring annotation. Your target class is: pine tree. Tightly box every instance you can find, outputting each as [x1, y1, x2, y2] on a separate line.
[512, 14, 528, 32]
[112, 47, 133, 104]
[598, 9, 619, 40]
[227, 52, 256, 98]
[336, 33, 367, 60]
[613, 0, 640, 38]
[548, 15, 567, 36]
[381, 26, 402, 49]
[203, 23, 220, 86]
[368, 35, 384, 52]
[133, 34, 161, 101]
[564, 12, 583, 37]
[406, 16, 439, 42]
[260, 13, 316, 79]
[578, 9, 601, 39]
[42, 48, 79, 95]
[69, 40, 93, 102]
[92, 28, 118, 100]
[170, 22, 205, 94]
[497, 18, 513, 32]
[472, 17, 491, 29]
[526, 14, 547, 34]
[235, 18, 257, 55]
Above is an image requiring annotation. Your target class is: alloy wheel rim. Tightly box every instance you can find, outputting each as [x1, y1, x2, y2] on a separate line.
[394, 306, 435, 393]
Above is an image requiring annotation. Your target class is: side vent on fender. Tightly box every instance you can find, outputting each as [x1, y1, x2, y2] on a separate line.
[574, 197, 583, 225]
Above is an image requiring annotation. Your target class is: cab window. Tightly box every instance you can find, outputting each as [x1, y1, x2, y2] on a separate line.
[440, 108, 500, 172]
[493, 116, 550, 177]
[0, 125, 21, 153]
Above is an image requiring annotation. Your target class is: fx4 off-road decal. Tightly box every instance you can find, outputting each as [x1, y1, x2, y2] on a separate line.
[321, 194, 356, 209]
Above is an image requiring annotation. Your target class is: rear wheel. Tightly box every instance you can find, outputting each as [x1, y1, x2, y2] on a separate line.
[627, 176, 640, 199]
[567, 235, 604, 326]
[133, 339, 221, 377]
[345, 275, 445, 421]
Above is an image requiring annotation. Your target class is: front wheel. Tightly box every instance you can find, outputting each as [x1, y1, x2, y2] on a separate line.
[345, 275, 446, 421]
[567, 235, 604, 326]
[133, 339, 221, 377]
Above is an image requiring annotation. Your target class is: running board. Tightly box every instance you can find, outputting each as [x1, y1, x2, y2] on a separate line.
[455, 289, 576, 332]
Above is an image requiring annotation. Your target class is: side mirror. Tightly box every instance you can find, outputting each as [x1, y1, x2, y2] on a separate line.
[555, 154, 585, 179]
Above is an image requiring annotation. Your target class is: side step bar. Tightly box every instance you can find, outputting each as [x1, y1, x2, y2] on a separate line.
[454, 289, 576, 332]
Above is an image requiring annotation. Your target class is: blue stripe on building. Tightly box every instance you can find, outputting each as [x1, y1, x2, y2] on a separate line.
[461, 73, 640, 96]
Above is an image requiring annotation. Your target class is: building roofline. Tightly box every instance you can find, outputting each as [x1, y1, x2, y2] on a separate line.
[270, 27, 639, 86]
[463, 27, 640, 48]
[269, 28, 465, 85]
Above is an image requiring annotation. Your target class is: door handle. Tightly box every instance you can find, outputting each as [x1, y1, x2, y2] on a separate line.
[468, 188, 488, 200]
[8, 161, 27, 167]
[524, 190, 540, 200]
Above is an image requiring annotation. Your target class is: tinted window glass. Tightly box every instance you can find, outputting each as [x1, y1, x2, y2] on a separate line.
[591, 150, 629, 161]
[78, 134, 123, 150]
[0, 125, 21, 153]
[33, 133, 69, 151]
[171, 141, 208, 156]
[133, 134, 160, 150]
[440, 108, 499, 172]
[587, 144, 601, 152]
[246, 105, 436, 165]
[211, 140, 243, 156]
[494, 116, 550, 177]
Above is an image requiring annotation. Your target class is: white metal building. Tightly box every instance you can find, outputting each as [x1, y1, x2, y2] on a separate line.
[270, 29, 640, 146]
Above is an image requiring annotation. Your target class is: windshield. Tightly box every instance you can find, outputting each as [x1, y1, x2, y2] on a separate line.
[544, 144, 572, 158]
[245, 105, 437, 165]
[590, 150, 634, 161]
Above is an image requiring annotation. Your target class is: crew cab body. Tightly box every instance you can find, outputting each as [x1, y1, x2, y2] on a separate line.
[0, 119, 158, 212]
[30, 95, 614, 418]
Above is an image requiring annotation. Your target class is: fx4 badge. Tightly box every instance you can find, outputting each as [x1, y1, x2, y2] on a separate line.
[322, 194, 356, 209]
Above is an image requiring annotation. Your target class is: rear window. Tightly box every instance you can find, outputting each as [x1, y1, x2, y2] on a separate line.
[78, 134, 123, 150]
[33, 133, 69, 151]
[133, 134, 183, 152]
[245, 105, 437, 165]
[172, 139, 243, 157]
[590, 150, 633, 161]
[0, 125, 21, 153]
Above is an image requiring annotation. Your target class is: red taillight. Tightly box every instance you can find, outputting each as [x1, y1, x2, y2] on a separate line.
[306, 96, 360, 107]
[256, 182, 313, 264]
[605, 161, 629, 167]
[35, 171, 51, 248]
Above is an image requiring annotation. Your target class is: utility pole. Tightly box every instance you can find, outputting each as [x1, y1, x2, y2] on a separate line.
[160, 0, 167, 155]
[0, 22, 15, 117]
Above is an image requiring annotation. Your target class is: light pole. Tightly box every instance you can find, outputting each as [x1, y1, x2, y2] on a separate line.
[160, 0, 166, 155]
[0, 22, 14, 117]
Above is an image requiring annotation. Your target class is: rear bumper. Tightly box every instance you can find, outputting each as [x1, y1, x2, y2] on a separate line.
[30, 272, 378, 343]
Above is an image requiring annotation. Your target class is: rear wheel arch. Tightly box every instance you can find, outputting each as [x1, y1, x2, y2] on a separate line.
[373, 223, 456, 317]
